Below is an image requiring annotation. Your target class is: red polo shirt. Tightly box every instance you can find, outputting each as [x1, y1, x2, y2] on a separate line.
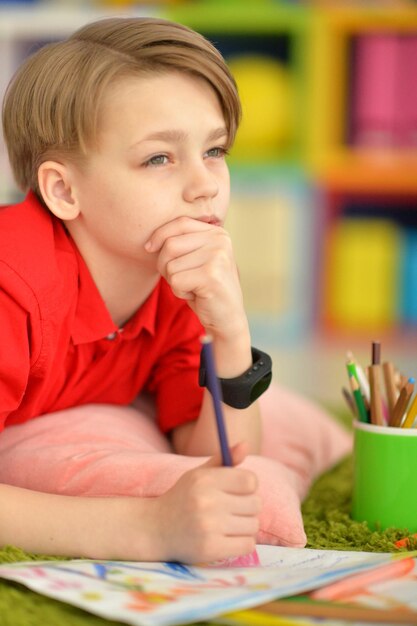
[0, 191, 204, 434]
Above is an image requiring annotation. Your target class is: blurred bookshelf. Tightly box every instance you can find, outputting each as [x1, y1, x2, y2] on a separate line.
[166, 1, 417, 403]
[1, 0, 417, 403]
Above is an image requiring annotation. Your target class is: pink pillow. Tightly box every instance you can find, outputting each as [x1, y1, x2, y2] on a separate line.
[0, 384, 352, 548]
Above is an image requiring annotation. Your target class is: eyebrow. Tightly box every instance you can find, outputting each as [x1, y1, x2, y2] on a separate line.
[129, 126, 228, 148]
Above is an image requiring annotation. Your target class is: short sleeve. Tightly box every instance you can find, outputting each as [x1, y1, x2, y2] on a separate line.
[146, 304, 204, 434]
[0, 288, 31, 428]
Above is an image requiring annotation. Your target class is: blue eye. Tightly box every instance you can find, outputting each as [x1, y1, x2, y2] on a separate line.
[205, 147, 228, 159]
[145, 154, 168, 167]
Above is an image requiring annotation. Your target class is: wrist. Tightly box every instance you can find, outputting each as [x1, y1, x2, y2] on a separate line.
[124, 497, 167, 562]
[209, 323, 252, 379]
[91, 497, 164, 561]
[199, 344, 273, 410]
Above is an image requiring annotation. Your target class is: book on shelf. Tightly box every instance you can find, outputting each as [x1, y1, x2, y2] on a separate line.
[398, 35, 417, 149]
[352, 34, 402, 149]
[323, 217, 402, 332]
[401, 229, 417, 326]
[352, 33, 417, 150]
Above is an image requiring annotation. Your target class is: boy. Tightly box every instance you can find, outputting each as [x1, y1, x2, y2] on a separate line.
[0, 16, 271, 563]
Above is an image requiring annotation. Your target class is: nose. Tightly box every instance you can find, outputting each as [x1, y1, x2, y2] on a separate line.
[182, 159, 219, 204]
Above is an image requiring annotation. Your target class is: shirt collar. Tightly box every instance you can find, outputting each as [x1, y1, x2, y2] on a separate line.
[69, 238, 160, 345]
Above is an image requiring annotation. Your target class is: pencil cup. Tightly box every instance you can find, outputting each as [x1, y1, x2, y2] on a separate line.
[352, 421, 417, 532]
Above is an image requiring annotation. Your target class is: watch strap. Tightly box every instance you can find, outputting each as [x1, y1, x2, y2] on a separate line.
[199, 346, 272, 409]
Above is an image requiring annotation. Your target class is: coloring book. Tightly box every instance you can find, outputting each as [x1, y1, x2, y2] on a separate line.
[0, 546, 413, 625]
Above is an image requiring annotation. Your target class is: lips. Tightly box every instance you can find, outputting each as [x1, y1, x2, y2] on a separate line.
[197, 216, 221, 227]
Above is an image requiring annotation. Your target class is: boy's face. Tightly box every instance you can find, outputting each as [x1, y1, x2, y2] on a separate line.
[67, 71, 230, 271]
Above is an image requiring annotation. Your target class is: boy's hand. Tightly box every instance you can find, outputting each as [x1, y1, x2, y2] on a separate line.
[153, 443, 261, 564]
[145, 217, 246, 341]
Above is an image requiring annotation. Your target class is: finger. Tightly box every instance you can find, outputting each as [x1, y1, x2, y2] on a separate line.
[230, 441, 248, 466]
[200, 442, 248, 470]
[223, 493, 262, 517]
[200, 449, 223, 469]
[221, 468, 258, 495]
[157, 230, 226, 267]
[165, 265, 214, 301]
[187, 535, 257, 565]
[158, 247, 207, 284]
[222, 514, 260, 537]
[161, 243, 234, 286]
[198, 466, 258, 495]
[145, 217, 218, 253]
[214, 536, 257, 560]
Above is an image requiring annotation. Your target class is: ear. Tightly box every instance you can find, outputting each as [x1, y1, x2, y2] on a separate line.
[38, 160, 80, 221]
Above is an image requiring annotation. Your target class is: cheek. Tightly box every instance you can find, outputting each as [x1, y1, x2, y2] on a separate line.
[217, 164, 230, 195]
[219, 174, 230, 207]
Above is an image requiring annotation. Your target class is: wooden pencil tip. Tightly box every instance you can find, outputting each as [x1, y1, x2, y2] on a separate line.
[371, 341, 381, 365]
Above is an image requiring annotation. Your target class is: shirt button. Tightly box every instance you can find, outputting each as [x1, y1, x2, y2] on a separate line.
[106, 331, 118, 340]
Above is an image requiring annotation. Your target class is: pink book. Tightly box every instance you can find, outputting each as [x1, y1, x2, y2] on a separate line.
[352, 34, 402, 148]
[397, 35, 417, 148]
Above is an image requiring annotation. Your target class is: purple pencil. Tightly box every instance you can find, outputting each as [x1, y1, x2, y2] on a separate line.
[200, 335, 233, 466]
[200, 335, 260, 567]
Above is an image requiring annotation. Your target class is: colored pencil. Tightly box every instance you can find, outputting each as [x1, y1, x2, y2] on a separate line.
[253, 597, 417, 624]
[346, 358, 359, 382]
[348, 375, 368, 423]
[211, 609, 310, 626]
[394, 369, 403, 389]
[371, 341, 390, 422]
[390, 377, 415, 427]
[200, 335, 233, 466]
[346, 352, 370, 408]
[367, 365, 384, 426]
[200, 335, 260, 567]
[395, 533, 417, 548]
[382, 360, 398, 416]
[341, 386, 356, 417]
[398, 373, 409, 391]
[311, 555, 415, 601]
[402, 392, 417, 428]
[371, 340, 381, 366]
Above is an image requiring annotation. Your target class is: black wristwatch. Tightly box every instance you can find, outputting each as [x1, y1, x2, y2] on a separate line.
[199, 346, 272, 409]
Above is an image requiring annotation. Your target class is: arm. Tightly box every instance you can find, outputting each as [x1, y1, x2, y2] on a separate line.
[0, 445, 260, 563]
[173, 384, 262, 458]
[0, 268, 259, 564]
[146, 217, 262, 456]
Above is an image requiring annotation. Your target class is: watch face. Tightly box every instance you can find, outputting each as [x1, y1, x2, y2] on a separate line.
[250, 372, 273, 404]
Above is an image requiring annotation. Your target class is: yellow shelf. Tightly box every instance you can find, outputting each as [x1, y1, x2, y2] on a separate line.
[323, 5, 417, 32]
[307, 7, 417, 185]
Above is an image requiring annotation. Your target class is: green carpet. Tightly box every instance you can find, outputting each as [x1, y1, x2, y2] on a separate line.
[1, 430, 416, 625]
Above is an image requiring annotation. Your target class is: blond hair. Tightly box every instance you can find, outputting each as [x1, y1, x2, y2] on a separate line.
[2, 17, 241, 197]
